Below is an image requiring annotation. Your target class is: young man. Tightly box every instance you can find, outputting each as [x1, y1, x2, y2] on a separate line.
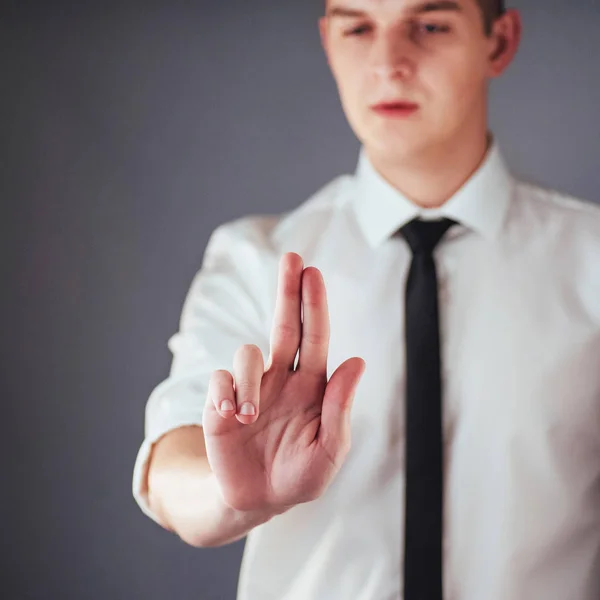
[132, 1, 600, 598]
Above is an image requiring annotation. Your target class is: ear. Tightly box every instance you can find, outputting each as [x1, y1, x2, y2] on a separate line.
[487, 9, 522, 78]
[319, 17, 335, 70]
[319, 17, 330, 66]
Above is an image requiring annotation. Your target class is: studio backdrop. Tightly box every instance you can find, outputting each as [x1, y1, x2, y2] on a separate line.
[2, 1, 599, 598]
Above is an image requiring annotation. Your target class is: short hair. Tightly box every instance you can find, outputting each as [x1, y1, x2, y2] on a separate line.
[478, 0, 506, 35]
[322, 1, 507, 36]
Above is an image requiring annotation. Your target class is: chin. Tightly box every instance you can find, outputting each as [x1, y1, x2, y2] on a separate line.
[364, 131, 433, 163]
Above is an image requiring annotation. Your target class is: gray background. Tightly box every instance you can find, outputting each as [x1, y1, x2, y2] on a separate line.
[2, 1, 599, 598]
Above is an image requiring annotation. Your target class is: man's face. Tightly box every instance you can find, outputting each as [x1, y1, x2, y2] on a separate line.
[319, 0, 514, 162]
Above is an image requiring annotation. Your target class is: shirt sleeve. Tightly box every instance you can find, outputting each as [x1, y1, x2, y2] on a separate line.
[132, 217, 275, 524]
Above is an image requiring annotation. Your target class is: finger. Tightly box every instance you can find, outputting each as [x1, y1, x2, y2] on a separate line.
[267, 253, 304, 372]
[318, 357, 366, 466]
[296, 267, 330, 376]
[208, 369, 237, 418]
[202, 369, 240, 434]
[232, 344, 264, 424]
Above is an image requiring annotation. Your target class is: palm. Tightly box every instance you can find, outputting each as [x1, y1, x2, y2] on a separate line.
[202, 253, 365, 514]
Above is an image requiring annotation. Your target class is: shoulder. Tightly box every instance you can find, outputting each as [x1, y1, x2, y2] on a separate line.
[514, 179, 600, 240]
[206, 173, 353, 257]
[512, 180, 600, 326]
[515, 179, 600, 223]
[271, 174, 353, 249]
[514, 180, 600, 299]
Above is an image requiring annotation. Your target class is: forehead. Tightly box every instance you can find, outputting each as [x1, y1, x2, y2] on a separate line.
[325, 0, 473, 13]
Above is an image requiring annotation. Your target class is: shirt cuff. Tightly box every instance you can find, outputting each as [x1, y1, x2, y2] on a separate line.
[131, 415, 205, 526]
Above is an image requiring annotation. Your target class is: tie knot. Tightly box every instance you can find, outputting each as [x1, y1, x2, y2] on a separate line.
[398, 217, 458, 255]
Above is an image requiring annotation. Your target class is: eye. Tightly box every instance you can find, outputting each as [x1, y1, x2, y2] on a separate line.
[418, 22, 450, 35]
[346, 24, 372, 36]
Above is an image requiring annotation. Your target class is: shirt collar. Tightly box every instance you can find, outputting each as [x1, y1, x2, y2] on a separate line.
[351, 139, 515, 247]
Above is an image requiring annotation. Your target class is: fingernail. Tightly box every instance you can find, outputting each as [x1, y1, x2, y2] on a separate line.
[220, 399, 235, 412]
[239, 403, 256, 416]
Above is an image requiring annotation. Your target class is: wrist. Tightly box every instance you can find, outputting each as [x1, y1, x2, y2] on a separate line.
[210, 474, 293, 526]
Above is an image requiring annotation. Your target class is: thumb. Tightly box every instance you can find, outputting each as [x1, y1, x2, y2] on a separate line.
[318, 357, 366, 465]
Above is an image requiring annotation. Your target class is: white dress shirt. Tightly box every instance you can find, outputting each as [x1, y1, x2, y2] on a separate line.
[133, 140, 600, 600]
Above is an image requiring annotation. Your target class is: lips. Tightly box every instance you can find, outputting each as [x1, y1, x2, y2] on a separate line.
[372, 101, 419, 110]
[370, 101, 420, 119]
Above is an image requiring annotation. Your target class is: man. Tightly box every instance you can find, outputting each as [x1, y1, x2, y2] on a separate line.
[132, 1, 600, 598]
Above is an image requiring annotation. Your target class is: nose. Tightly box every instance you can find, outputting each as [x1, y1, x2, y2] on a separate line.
[371, 30, 416, 81]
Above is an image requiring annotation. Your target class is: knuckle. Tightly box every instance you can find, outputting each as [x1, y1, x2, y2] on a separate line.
[283, 276, 299, 296]
[302, 331, 328, 346]
[235, 379, 257, 395]
[234, 374, 254, 387]
[210, 369, 234, 388]
[235, 379, 258, 400]
[273, 323, 298, 342]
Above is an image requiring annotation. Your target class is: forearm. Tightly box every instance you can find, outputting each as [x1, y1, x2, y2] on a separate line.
[146, 426, 278, 547]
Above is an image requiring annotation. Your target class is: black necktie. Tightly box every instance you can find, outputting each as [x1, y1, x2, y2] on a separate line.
[398, 217, 458, 600]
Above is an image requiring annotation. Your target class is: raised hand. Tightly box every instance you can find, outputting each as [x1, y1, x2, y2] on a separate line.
[202, 252, 366, 514]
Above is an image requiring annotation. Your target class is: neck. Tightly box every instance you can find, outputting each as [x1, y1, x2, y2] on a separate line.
[365, 128, 492, 210]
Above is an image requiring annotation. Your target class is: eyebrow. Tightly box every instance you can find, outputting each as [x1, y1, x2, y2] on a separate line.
[326, 1, 463, 19]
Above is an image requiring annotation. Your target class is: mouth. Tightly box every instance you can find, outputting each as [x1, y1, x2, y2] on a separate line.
[371, 101, 420, 118]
